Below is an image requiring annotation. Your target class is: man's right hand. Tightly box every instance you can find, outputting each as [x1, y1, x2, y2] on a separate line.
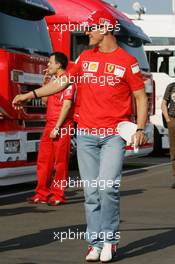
[12, 94, 29, 110]
[43, 69, 51, 85]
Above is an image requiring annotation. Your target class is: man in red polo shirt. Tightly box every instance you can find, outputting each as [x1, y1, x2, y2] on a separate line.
[13, 11, 147, 262]
[28, 52, 75, 206]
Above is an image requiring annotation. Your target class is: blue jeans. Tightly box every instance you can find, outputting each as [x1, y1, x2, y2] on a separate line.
[77, 133, 126, 248]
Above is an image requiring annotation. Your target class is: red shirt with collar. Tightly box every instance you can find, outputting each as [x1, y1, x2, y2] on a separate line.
[46, 74, 75, 127]
[68, 47, 144, 133]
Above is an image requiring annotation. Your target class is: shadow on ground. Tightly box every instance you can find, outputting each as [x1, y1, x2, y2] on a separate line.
[0, 224, 175, 261]
[113, 227, 175, 262]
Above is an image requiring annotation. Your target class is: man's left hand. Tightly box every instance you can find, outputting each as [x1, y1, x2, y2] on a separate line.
[131, 131, 147, 146]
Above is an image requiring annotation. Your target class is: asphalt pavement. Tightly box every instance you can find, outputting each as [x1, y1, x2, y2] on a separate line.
[0, 156, 175, 264]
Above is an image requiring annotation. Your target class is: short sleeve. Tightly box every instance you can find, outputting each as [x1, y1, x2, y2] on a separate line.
[125, 57, 144, 92]
[63, 83, 76, 101]
[163, 83, 174, 101]
[67, 53, 84, 82]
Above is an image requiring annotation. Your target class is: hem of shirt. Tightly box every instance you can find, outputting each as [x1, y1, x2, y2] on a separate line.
[77, 126, 119, 136]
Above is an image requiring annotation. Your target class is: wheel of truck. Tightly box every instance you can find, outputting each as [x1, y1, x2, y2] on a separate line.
[151, 126, 163, 156]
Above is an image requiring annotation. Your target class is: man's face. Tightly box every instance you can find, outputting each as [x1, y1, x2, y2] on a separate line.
[85, 26, 105, 46]
[47, 55, 60, 75]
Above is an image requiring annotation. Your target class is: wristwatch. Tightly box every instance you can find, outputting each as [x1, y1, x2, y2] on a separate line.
[136, 128, 145, 133]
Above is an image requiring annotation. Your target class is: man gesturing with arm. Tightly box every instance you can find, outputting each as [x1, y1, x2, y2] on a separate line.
[13, 11, 147, 262]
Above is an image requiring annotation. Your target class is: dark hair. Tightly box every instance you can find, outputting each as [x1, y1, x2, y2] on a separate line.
[50, 52, 68, 70]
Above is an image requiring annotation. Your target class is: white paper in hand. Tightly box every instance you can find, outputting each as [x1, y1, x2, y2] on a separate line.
[117, 121, 139, 153]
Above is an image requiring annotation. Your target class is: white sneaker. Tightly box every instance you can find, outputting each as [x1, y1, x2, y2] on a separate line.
[86, 246, 101, 262]
[100, 243, 117, 263]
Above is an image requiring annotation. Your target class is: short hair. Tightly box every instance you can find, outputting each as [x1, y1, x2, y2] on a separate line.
[50, 52, 68, 70]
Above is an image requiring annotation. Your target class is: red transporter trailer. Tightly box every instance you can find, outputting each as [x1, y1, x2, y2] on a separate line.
[46, 0, 155, 157]
[0, 0, 55, 185]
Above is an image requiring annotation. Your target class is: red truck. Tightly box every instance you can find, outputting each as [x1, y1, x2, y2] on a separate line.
[0, 0, 55, 185]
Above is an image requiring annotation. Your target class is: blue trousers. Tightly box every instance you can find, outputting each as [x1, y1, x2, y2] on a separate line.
[77, 133, 125, 248]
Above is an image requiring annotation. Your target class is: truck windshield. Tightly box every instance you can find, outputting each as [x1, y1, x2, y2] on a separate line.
[0, 11, 52, 55]
[70, 32, 149, 71]
[147, 50, 175, 77]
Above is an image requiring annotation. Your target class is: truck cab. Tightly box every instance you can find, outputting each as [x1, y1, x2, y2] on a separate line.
[0, 0, 54, 185]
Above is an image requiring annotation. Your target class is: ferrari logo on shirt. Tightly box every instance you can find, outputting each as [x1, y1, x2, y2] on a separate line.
[105, 64, 126, 77]
[105, 63, 115, 74]
[131, 63, 140, 74]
